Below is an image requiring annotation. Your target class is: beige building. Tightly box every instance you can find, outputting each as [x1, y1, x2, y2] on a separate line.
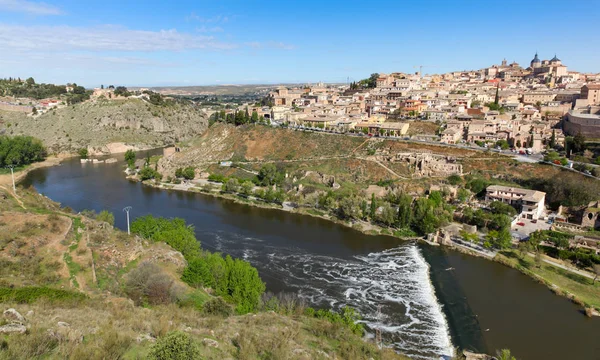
[522, 91, 556, 104]
[441, 127, 462, 144]
[581, 84, 600, 105]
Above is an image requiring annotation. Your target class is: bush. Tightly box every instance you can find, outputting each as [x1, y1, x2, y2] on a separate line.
[182, 167, 195, 180]
[139, 167, 161, 181]
[131, 216, 200, 259]
[78, 148, 88, 159]
[96, 210, 115, 226]
[207, 174, 226, 183]
[148, 331, 201, 360]
[125, 262, 183, 306]
[202, 297, 233, 317]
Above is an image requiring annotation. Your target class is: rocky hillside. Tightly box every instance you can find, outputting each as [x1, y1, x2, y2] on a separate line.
[0, 98, 208, 154]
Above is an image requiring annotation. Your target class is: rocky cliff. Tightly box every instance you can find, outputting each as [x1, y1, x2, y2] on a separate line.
[0, 98, 208, 154]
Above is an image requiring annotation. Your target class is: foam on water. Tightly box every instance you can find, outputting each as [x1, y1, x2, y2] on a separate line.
[201, 230, 454, 359]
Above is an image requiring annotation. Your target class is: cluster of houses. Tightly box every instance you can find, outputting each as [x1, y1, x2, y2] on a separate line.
[228, 53, 600, 153]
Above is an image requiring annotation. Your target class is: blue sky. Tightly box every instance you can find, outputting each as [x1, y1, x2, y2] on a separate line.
[1, 0, 599, 87]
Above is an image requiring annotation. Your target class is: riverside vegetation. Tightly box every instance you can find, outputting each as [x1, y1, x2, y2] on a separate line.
[0, 135, 414, 359]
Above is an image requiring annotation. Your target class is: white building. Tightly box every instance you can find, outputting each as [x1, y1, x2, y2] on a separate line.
[485, 185, 546, 220]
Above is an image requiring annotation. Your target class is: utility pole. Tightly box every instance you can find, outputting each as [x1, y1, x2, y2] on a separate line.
[6, 165, 16, 194]
[123, 206, 132, 235]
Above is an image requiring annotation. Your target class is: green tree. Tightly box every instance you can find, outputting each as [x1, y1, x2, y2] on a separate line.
[240, 180, 254, 195]
[369, 193, 377, 219]
[396, 193, 412, 228]
[96, 210, 115, 226]
[376, 202, 397, 226]
[251, 110, 259, 123]
[139, 167, 159, 181]
[339, 196, 362, 220]
[182, 167, 195, 180]
[124, 149, 136, 168]
[257, 163, 281, 186]
[223, 178, 240, 193]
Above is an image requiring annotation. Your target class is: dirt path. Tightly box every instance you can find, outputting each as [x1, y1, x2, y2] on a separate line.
[358, 157, 407, 179]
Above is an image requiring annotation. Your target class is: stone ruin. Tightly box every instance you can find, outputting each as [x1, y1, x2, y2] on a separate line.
[377, 152, 463, 178]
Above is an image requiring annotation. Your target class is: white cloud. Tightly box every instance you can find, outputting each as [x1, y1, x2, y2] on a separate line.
[186, 13, 229, 23]
[0, 24, 237, 52]
[244, 41, 295, 50]
[196, 26, 224, 33]
[0, 0, 62, 15]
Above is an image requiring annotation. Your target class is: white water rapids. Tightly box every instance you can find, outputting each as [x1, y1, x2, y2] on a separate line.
[202, 229, 454, 359]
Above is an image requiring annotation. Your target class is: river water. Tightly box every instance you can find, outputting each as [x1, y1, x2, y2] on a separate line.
[22, 153, 600, 360]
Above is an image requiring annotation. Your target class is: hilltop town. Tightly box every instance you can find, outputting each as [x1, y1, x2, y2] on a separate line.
[207, 53, 599, 161]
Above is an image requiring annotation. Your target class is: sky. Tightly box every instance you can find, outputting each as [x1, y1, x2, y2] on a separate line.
[1, 0, 599, 87]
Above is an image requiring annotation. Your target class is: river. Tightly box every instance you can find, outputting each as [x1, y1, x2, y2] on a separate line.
[22, 153, 600, 360]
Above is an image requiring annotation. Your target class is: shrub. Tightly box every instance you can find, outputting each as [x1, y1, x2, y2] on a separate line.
[78, 148, 88, 159]
[202, 297, 233, 317]
[182, 167, 195, 180]
[148, 331, 201, 360]
[96, 210, 115, 226]
[125, 262, 182, 306]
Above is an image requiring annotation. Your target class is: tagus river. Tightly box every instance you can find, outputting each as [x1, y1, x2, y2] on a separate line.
[23, 154, 600, 360]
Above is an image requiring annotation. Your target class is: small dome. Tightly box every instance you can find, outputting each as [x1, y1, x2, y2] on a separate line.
[551, 54, 560, 62]
[531, 53, 541, 63]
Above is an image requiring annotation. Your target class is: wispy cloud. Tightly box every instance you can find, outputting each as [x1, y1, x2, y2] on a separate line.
[186, 12, 230, 23]
[245, 41, 296, 50]
[0, 24, 237, 52]
[196, 26, 224, 33]
[0, 0, 63, 15]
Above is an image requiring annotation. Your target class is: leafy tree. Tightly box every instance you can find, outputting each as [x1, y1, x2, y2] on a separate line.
[396, 193, 412, 228]
[0, 135, 47, 167]
[457, 188, 471, 203]
[486, 228, 512, 249]
[490, 201, 517, 217]
[428, 191, 443, 208]
[339, 196, 362, 220]
[251, 110, 259, 123]
[376, 202, 397, 226]
[223, 178, 239, 193]
[550, 129, 556, 148]
[139, 167, 160, 181]
[257, 163, 282, 186]
[240, 180, 254, 195]
[369, 193, 377, 219]
[182, 167, 195, 180]
[124, 149, 136, 168]
[96, 210, 115, 226]
[447, 174, 462, 185]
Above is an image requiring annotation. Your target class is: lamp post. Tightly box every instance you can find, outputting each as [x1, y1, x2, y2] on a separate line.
[123, 206, 132, 235]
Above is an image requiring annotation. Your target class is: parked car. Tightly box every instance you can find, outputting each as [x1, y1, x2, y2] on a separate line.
[516, 222, 525, 226]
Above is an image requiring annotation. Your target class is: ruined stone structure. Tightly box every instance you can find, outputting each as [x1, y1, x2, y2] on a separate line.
[581, 200, 600, 229]
[378, 152, 462, 177]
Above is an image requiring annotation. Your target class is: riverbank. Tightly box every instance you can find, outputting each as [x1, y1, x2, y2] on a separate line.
[494, 251, 600, 315]
[137, 176, 600, 318]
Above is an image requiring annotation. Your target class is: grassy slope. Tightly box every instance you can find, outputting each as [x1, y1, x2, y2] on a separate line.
[0, 98, 208, 153]
[0, 184, 408, 360]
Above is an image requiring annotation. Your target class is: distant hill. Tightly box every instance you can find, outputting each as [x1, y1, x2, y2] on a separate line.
[0, 98, 208, 154]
